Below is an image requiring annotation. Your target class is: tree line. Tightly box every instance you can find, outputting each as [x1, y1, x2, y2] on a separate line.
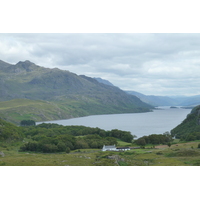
[18, 123, 133, 153]
[20, 120, 36, 126]
[31, 123, 133, 142]
[134, 132, 173, 146]
[1, 118, 184, 154]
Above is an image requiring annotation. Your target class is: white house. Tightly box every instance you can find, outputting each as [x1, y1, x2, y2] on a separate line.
[102, 145, 117, 151]
[102, 145, 130, 152]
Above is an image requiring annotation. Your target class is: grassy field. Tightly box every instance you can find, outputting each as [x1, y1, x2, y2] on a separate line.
[117, 139, 132, 146]
[1, 141, 200, 166]
[0, 99, 76, 124]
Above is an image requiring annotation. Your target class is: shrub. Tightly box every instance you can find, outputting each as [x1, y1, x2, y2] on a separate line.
[20, 120, 36, 126]
[156, 151, 163, 155]
[66, 147, 70, 153]
[166, 150, 200, 157]
[118, 161, 129, 166]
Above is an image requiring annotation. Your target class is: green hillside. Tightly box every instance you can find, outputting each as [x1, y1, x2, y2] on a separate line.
[0, 118, 23, 143]
[0, 99, 76, 124]
[171, 105, 200, 140]
[0, 117, 133, 154]
[0, 60, 153, 124]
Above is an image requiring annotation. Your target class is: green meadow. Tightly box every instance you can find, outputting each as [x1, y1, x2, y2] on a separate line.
[0, 99, 88, 124]
[1, 141, 200, 166]
[1, 104, 200, 166]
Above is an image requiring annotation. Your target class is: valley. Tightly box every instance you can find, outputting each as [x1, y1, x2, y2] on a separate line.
[0, 59, 200, 166]
[0, 105, 200, 166]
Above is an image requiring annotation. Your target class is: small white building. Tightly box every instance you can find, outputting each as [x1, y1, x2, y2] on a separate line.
[102, 145, 130, 152]
[102, 145, 117, 151]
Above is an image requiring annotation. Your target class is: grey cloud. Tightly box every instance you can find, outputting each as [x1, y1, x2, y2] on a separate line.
[0, 33, 200, 96]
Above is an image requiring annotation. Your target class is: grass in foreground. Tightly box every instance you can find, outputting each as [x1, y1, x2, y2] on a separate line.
[1, 141, 200, 166]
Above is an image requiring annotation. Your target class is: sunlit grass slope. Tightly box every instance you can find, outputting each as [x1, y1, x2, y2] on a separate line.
[0, 99, 75, 124]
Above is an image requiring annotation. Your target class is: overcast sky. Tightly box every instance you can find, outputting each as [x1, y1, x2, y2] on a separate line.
[1, 33, 200, 96]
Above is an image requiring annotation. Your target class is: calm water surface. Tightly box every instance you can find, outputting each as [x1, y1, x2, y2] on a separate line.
[37, 106, 191, 138]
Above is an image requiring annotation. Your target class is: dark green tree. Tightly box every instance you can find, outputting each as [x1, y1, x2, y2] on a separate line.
[20, 120, 36, 126]
[136, 138, 146, 147]
[57, 142, 67, 152]
[66, 147, 70, 153]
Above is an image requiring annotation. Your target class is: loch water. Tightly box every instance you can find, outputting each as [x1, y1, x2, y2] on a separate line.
[37, 106, 191, 138]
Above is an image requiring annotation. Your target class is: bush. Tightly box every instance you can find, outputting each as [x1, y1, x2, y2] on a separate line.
[20, 120, 36, 126]
[166, 150, 200, 157]
[198, 144, 200, 148]
[168, 143, 171, 147]
[66, 147, 70, 153]
[42, 144, 58, 153]
[135, 133, 173, 146]
[57, 142, 67, 152]
[136, 138, 146, 146]
[118, 161, 129, 166]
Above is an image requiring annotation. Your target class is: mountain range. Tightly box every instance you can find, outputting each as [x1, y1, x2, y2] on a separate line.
[0, 60, 153, 124]
[126, 91, 200, 107]
[93, 77, 200, 107]
[95, 78, 200, 107]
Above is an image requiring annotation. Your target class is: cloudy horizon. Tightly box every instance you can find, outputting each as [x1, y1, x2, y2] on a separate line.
[1, 33, 200, 97]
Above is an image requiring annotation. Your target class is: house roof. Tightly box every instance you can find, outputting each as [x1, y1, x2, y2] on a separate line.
[103, 145, 116, 149]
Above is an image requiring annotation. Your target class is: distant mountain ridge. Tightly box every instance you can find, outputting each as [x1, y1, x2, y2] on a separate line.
[94, 78, 200, 107]
[126, 91, 179, 106]
[174, 95, 200, 106]
[126, 91, 200, 107]
[91, 77, 200, 107]
[0, 60, 153, 124]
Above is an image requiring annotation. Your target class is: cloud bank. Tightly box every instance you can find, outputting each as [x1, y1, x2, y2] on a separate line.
[0, 33, 200, 96]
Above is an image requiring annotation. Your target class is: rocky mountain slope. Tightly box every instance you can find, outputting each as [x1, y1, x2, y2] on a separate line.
[94, 77, 114, 86]
[0, 60, 153, 124]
